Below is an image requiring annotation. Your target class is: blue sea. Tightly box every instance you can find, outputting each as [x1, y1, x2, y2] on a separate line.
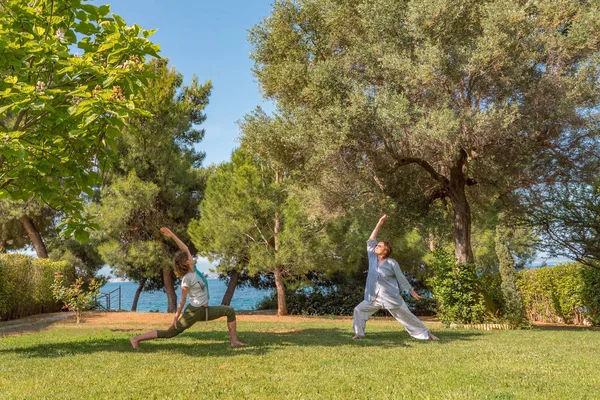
[99, 280, 271, 312]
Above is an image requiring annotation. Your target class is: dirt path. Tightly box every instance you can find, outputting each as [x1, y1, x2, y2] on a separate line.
[0, 313, 70, 336]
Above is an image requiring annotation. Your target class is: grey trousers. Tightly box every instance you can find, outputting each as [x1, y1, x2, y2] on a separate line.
[353, 299, 430, 340]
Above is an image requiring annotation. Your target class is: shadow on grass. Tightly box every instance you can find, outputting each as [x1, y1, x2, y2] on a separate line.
[0, 328, 482, 359]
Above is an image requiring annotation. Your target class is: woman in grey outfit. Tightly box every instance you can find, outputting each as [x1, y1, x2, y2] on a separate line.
[353, 214, 439, 341]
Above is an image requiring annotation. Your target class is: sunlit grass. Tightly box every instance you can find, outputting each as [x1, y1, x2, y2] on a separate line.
[1, 314, 598, 399]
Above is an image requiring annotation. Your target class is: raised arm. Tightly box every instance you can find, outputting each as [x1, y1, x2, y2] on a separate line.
[369, 214, 387, 240]
[161, 227, 193, 263]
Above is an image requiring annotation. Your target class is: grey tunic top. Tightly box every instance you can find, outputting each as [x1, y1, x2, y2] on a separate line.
[364, 238, 412, 308]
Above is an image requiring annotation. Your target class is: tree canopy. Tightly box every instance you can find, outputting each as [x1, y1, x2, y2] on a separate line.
[245, 0, 600, 264]
[0, 0, 160, 239]
[189, 150, 331, 315]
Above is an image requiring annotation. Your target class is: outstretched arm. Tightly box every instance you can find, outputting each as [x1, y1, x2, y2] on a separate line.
[161, 227, 193, 263]
[369, 214, 387, 240]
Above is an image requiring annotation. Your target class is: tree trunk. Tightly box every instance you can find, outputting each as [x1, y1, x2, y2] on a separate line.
[274, 266, 287, 316]
[131, 280, 146, 312]
[162, 264, 177, 312]
[221, 269, 240, 306]
[20, 216, 48, 258]
[447, 151, 474, 264]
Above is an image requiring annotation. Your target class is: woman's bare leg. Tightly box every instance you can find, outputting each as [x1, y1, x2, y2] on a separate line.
[130, 330, 158, 349]
[227, 321, 245, 347]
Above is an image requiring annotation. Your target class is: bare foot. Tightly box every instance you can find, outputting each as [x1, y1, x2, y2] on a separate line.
[428, 333, 439, 341]
[352, 335, 364, 340]
[231, 341, 246, 347]
[130, 337, 140, 349]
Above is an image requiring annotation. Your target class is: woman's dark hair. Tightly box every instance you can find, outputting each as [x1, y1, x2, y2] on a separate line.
[380, 241, 392, 258]
[173, 250, 191, 277]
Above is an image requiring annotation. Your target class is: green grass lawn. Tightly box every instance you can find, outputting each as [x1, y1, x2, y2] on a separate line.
[1, 314, 599, 399]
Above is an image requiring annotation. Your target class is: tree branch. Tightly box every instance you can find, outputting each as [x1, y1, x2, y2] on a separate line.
[21, 96, 70, 130]
[426, 186, 448, 207]
[12, 108, 29, 130]
[0, 178, 14, 190]
[391, 156, 448, 184]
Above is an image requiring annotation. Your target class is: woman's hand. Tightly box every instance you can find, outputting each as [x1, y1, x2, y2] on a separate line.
[409, 288, 421, 300]
[172, 315, 179, 327]
[160, 227, 174, 238]
[369, 214, 388, 240]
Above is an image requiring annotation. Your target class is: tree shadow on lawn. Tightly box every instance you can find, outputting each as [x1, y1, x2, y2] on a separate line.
[0, 328, 482, 359]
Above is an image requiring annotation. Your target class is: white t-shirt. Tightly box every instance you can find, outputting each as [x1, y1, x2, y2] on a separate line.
[181, 271, 209, 307]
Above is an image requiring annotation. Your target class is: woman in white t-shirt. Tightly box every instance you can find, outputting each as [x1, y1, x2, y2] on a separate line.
[130, 227, 245, 349]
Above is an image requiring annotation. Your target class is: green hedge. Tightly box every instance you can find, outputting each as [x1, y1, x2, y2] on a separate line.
[517, 263, 600, 326]
[0, 254, 75, 321]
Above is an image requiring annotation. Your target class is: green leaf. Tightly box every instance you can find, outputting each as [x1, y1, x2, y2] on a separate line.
[102, 75, 117, 87]
[97, 41, 115, 52]
[81, 4, 100, 19]
[113, 14, 126, 28]
[0, 103, 14, 115]
[57, 66, 75, 74]
[31, 101, 45, 110]
[64, 29, 77, 43]
[105, 126, 120, 139]
[143, 29, 157, 38]
[84, 114, 98, 126]
[75, 21, 97, 35]
[98, 5, 111, 16]
[82, 185, 95, 197]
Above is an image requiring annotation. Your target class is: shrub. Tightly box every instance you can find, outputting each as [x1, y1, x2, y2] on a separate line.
[427, 249, 486, 325]
[0, 254, 75, 321]
[256, 286, 366, 316]
[0, 264, 7, 318]
[581, 266, 600, 326]
[51, 272, 101, 323]
[518, 263, 600, 325]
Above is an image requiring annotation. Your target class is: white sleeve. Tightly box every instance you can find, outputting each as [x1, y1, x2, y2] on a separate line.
[181, 274, 190, 288]
[392, 261, 412, 292]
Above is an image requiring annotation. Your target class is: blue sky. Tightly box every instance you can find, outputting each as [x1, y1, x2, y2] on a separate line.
[100, 0, 275, 166]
